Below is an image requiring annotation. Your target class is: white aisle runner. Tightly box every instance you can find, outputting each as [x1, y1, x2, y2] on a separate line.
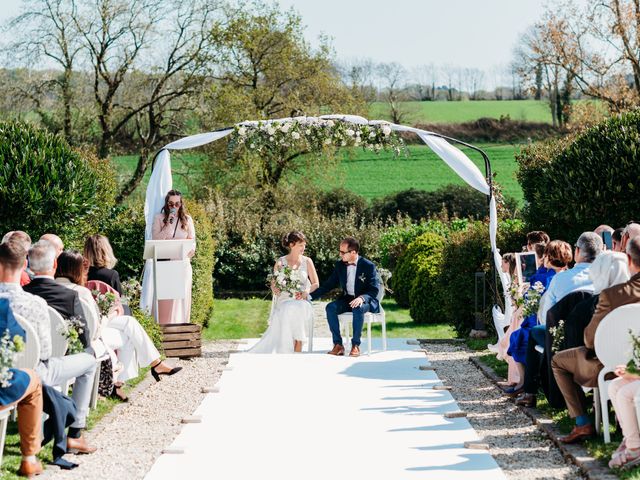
[145, 338, 506, 480]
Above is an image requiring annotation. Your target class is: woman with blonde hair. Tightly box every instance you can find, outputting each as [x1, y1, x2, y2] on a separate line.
[84, 234, 123, 295]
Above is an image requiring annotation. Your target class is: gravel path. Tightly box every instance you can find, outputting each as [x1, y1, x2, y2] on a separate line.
[421, 342, 584, 480]
[41, 340, 238, 480]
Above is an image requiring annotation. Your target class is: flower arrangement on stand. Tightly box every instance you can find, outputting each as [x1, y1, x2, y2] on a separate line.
[0, 330, 25, 387]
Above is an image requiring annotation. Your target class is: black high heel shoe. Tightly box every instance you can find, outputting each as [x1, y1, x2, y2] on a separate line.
[151, 364, 183, 382]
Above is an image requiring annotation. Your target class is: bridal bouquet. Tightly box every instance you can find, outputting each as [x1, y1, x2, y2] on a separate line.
[268, 266, 303, 296]
[626, 330, 640, 375]
[57, 316, 84, 355]
[0, 330, 25, 388]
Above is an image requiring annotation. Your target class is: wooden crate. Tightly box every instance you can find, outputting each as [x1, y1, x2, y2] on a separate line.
[160, 323, 202, 358]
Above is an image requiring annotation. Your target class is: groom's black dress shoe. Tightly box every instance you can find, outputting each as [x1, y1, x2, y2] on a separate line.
[328, 344, 345, 356]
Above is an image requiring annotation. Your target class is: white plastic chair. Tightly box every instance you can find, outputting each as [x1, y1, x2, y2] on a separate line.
[634, 388, 640, 434]
[79, 299, 108, 409]
[2, 314, 41, 448]
[594, 304, 640, 443]
[337, 280, 387, 355]
[47, 306, 75, 394]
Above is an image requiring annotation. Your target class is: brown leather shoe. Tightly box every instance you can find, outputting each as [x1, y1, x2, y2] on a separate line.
[328, 344, 345, 356]
[18, 459, 43, 477]
[349, 345, 361, 357]
[515, 393, 537, 408]
[558, 424, 595, 443]
[67, 435, 97, 454]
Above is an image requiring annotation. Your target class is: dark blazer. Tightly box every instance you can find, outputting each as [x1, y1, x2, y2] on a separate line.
[310, 256, 380, 313]
[0, 298, 29, 406]
[88, 266, 123, 296]
[23, 277, 89, 347]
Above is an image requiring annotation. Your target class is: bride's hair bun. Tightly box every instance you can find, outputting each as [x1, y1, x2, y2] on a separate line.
[282, 230, 307, 249]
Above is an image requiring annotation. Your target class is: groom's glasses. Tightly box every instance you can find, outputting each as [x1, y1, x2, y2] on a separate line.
[339, 250, 352, 255]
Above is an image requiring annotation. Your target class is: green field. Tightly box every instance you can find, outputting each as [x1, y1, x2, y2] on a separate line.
[369, 99, 553, 124]
[113, 143, 523, 204]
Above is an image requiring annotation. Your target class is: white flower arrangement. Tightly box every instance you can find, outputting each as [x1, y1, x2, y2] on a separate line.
[231, 118, 405, 157]
[0, 329, 25, 388]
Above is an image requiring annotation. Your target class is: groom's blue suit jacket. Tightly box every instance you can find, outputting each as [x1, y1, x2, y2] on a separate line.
[310, 256, 380, 313]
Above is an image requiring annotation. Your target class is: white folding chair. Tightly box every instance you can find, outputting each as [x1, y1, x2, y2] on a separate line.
[594, 304, 640, 443]
[634, 388, 640, 434]
[79, 298, 106, 409]
[0, 407, 10, 467]
[47, 306, 75, 394]
[338, 278, 387, 355]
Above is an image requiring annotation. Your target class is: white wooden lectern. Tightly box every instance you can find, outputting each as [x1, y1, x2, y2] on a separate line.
[143, 239, 195, 323]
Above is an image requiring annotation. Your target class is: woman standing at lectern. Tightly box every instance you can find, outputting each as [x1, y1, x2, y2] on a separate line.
[152, 189, 196, 325]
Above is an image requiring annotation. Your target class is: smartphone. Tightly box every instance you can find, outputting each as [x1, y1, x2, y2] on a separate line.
[515, 252, 538, 285]
[602, 230, 613, 250]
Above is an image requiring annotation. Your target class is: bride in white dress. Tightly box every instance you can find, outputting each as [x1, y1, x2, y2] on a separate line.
[249, 231, 319, 353]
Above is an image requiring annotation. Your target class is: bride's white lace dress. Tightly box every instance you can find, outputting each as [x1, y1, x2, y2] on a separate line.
[248, 256, 313, 353]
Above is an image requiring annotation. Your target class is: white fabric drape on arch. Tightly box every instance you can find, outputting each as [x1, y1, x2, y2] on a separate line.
[140, 116, 504, 318]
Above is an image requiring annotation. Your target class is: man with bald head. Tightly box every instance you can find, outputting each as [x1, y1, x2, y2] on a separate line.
[40, 234, 64, 258]
[621, 222, 640, 252]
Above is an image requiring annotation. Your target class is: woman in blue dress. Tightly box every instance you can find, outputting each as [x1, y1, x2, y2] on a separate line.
[505, 241, 571, 395]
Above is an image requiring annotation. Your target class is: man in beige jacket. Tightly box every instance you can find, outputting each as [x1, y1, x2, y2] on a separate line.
[552, 236, 640, 443]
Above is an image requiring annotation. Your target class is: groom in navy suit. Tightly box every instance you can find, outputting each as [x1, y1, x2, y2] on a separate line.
[307, 237, 380, 357]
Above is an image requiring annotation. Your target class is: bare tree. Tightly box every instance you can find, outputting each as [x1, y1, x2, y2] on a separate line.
[530, 0, 640, 112]
[337, 57, 377, 105]
[3, 0, 82, 142]
[412, 63, 439, 101]
[70, 0, 218, 200]
[376, 62, 409, 124]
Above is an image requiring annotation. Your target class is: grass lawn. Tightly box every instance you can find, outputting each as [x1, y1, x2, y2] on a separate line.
[203, 297, 457, 341]
[113, 142, 523, 205]
[369, 99, 554, 124]
[324, 143, 523, 203]
[0, 371, 147, 479]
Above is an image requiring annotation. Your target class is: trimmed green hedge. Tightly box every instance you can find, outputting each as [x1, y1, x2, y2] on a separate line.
[391, 232, 445, 309]
[406, 233, 446, 324]
[189, 201, 216, 327]
[0, 121, 116, 247]
[517, 110, 640, 240]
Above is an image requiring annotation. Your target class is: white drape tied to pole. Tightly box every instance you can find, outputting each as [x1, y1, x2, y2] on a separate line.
[140, 116, 505, 319]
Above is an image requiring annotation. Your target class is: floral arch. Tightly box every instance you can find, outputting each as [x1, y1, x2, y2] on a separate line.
[140, 114, 506, 317]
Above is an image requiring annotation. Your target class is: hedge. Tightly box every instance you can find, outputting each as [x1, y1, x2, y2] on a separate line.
[0, 121, 116, 247]
[517, 110, 640, 240]
[188, 201, 216, 327]
[391, 232, 445, 309]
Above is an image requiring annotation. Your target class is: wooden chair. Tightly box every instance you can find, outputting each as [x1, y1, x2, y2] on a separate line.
[594, 304, 640, 443]
[337, 278, 387, 355]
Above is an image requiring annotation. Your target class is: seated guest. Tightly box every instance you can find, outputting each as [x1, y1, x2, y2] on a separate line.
[552, 236, 640, 443]
[0, 298, 44, 478]
[504, 240, 568, 396]
[84, 235, 123, 296]
[621, 222, 640, 252]
[498, 234, 550, 387]
[2, 231, 32, 286]
[613, 228, 625, 253]
[516, 250, 628, 407]
[0, 240, 97, 453]
[607, 366, 640, 469]
[55, 250, 180, 384]
[23, 241, 89, 348]
[40, 233, 64, 258]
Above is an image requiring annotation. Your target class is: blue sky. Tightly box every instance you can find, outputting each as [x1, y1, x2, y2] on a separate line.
[1, 0, 546, 76]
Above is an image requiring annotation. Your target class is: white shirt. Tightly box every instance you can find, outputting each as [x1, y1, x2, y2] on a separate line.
[346, 256, 359, 296]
